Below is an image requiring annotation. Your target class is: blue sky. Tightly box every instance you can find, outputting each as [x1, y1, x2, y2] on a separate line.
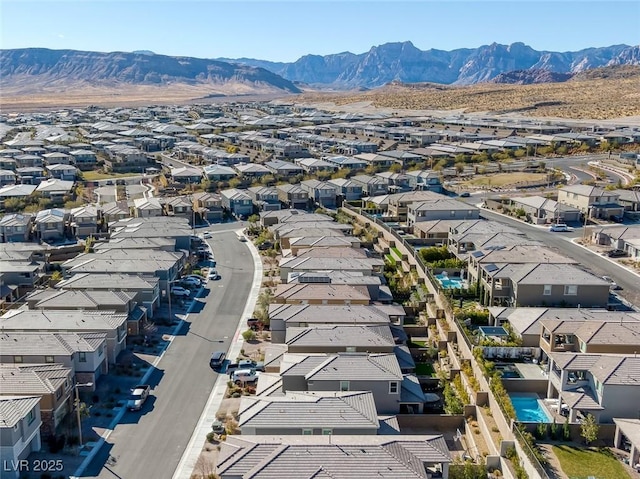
[2, 1, 639, 62]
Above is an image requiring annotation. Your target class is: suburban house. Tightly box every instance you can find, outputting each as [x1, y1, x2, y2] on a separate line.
[0, 331, 109, 385]
[268, 303, 405, 343]
[234, 162, 271, 178]
[33, 208, 67, 242]
[275, 184, 309, 210]
[376, 171, 411, 193]
[108, 216, 193, 250]
[351, 174, 389, 197]
[294, 157, 337, 173]
[265, 159, 304, 177]
[69, 204, 101, 238]
[279, 352, 417, 414]
[169, 166, 203, 184]
[238, 391, 382, 435]
[386, 191, 446, 220]
[413, 220, 463, 245]
[272, 283, 373, 305]
[546, 352, 640, 423]
[285, 325, 397, 354]
[216, 435, 452, 479]
[69, 149, 97, 170]
[162, 196, 194, 223]
[591, 225, 640, 257]
[614, 419, 640, 473]
[203, 164, 237, 181]
[0, 396, 42, 479]
[191, 192, 223, 223]
[508, 196, 581, 224]
[557, 185, 624, 220]
[247, 186, 281, 212]
[0, 213, 33, 243]
[0, 364, 73, 437]
[407, 199, 480, 226]
[477, 262, 610, 307]
[220, 188, 254, 218]
[300, 179, 337, 208]
[279, 256, 384, 281]
[406, 170, 444, 192]
[100, 201, 131, 224]
[0, 309, 128, 364]
[613, 189, 640, 214]
[328, 178, 364, 201]
[0, 169, 17, 186]
[132, 197, 163, 218]
[45, 164, 77, 181]
[35, 179, 74, 204]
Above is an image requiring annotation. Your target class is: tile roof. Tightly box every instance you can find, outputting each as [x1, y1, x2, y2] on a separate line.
[0, 396, 41, 428]
[286, 325, 395, 350]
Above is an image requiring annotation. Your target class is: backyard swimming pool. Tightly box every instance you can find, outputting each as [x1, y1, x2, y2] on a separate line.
[509, 394, 552, 422]
[435, 272, 465, 289]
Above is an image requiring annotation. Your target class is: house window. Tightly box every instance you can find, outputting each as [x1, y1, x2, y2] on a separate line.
[45, 355, 55, 363]
[322, 429, 333, 435]
[340, 381, 350, 392]
[450, 210, 456, 217]
[389, 382, 399, 394]
[346, 346, 356, 353]
[56, 388, 62, 399]
[27, 409, 35, 425]
[543, 285, 552, 296]
[564, 285, 578, 296]
[14, 355, 23, 363]
[78, 352, 87, 362]
[302, 429, 313, 435]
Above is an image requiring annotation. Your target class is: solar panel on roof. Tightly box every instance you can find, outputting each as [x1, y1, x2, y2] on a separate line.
[485, 264, 499, 272]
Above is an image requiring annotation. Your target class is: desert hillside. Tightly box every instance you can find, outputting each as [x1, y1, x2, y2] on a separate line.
[298, 67, 640, 120]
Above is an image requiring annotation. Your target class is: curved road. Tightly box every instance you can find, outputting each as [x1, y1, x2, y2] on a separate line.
[81, 228, 254, 479]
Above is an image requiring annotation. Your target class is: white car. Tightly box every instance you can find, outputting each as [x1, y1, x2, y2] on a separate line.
[202, 231, 213, 239]
[170, 286, 191, 297]
[549, 223, 570, 232]
[238, 235, 248, 242]
[231, 368, 260, 384]
[208, 269, 220, 280]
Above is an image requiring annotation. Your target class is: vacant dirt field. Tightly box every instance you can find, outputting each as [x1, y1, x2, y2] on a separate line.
[462, 172, 548, 187]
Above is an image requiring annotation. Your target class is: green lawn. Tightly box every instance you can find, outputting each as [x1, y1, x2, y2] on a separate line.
[411, 340, 428, 348]
[385, 254, 396, 265]
[391, 246, 402, 258]
[82, 171, 140, 180]
[415, 362, 436, 376]
[553, 445, 631, 479]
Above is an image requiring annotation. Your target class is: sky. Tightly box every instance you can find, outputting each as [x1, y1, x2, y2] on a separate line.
[1, 1, 639, 62]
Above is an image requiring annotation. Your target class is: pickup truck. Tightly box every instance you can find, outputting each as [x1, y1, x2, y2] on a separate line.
[127, 384, 150, 411]
[226, 359, 265, 375]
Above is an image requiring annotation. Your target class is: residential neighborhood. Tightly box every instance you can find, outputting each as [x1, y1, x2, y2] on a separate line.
[1, 102, 640, 479]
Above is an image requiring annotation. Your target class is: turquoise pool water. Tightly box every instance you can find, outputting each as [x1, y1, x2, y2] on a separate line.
[510, 394, 552, 422]
[435, 272, 464, 289]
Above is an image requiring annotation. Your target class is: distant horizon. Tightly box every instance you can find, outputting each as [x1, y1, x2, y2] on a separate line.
[2, 40, 638, 63]
[1, 1, 639, 63]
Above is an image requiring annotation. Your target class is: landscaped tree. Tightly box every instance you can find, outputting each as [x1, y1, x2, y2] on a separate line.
[580, 414, 599, 445]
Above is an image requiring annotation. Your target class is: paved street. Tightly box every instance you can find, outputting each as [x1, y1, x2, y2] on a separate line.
[80, 228, 254, 479]
[479, 209, 640, 307]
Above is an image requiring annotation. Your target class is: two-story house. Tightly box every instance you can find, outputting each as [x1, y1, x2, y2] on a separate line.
[546, 352, 640, 423]
[33, 208, 67, 242]
[69, 149, 97, 170]
[0, 213, 33, 243]
[0, 396, 42, 478]
[191, 192, 223, 223]
[264, 159, 304, 178]
[328, 178, 363, 201]
[35, 178, 74, 205]
[220, 188, 254, 218]
[276, 184, 309, 210]
[69, 205, 100, 238]
[45, 164, 77, 181]
[300, 179, 337, 208]
[557, 184, 624, 220]
[0, 364, 73, 437]
[350, 174, 390, 197]
[407, 199, 480, 226]
[247, 186, 280, 212]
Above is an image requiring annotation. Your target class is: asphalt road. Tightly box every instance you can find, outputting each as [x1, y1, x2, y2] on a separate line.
[82, 227, 254, 479]
[479, 209, 640, 307]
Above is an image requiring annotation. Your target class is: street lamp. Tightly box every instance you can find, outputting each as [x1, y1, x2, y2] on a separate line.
[74, 381, 93, 448]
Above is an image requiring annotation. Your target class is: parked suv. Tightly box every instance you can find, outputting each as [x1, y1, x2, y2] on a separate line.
[231, 369, 260, 384]
[607, 249, 628, 258]
[549, 223, 569, 232]
[180, 277, 201, 287]
[170, 286, 191, 297]
[209, 351, 226, 370]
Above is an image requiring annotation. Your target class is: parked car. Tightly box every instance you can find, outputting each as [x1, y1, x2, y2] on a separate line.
[610, 215, 624, 223]
[607, 249, 628, 258]
[549, 223, 570, 232]
[208, 269, 220, 280]
[227, 359, 265, 375]
[238, 235, 248, 242]
[231, 369, 260, 384]
[170, 286, 191, 297]
[127, 384, 150, 411]
[211, 420, 225, 435]
[209, 351, 226, 370]
[257, 241, 273, 250]
[202, 231, 213, 239]
[459, 192, 471, 198]
[185, 274, 207, 282]
[180, 277, 201, 287]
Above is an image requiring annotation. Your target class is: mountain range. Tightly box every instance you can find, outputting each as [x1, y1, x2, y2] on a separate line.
[1, 42, 639, 100]
[0, 48, 301, 95]
[220, 41, 640, 87]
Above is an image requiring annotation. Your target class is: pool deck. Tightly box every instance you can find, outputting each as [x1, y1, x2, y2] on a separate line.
[513, 362, 549, 380]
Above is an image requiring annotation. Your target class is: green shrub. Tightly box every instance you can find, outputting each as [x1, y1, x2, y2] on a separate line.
[242, 329, 256, 342]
